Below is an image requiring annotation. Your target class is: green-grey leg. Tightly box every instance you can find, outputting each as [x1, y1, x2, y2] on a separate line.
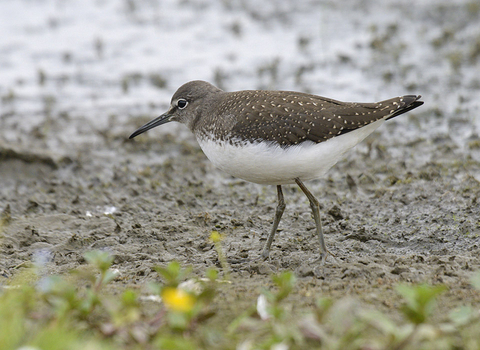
[261, 185, 286, 260]
[294, 178, 329, 263]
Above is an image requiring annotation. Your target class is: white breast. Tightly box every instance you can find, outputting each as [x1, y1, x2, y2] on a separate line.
[196, 119, 386, 185]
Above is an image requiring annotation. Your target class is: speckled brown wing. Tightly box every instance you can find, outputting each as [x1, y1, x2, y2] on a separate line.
[230, 91, 423, 147]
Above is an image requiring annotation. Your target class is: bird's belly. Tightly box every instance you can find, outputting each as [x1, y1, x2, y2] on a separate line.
[197, 119, 385, 185]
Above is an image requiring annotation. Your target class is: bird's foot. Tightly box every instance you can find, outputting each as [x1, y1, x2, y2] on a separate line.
[259, 248, 271, 262]
[316, 249, 336, 265]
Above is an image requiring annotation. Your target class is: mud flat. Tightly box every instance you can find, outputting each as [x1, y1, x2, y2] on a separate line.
[1, 0, 480, 317]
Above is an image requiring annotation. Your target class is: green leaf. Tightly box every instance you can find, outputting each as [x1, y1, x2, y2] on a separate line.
[396, 284, 447, 324]
[102, 269, 119, 285]
[271, 271, 296, 302]
[84, 250, 114, 272]
[154, 261, 192, 287]
[449, 305, 474, 326]
[148, 281, 162, 295]
[121, 289, 138, 306]
[156, 335, 197, 350]
[360, 310, 399, 335]
[167, 310, 191, 331]
[205, 267, 219, 282]
[314, 297, 334, 323]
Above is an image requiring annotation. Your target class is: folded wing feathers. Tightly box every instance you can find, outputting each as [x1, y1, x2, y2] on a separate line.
[231, 93, 423, 147]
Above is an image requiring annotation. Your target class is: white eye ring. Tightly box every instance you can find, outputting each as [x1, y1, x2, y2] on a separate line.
[177, 99, 188, 109]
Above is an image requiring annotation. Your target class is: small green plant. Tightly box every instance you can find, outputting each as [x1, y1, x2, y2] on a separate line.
[396, 283, 447, 325]
[1, 252, 480, 350]
[0, 250, 120, 349]
[153, 260, 192, 288]
[228, 271, 303, 349]
[261, 271, 296, 320]
[149, 261, 219, 334]
[209, 230, 230, 279]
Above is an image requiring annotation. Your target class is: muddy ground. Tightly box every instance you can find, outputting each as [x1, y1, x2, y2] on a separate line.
[2, 108, 480, 316]
[1, 0, 480, 319]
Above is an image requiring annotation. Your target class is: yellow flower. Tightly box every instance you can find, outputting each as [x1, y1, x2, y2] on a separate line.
[209, 230, 223, 243]
[161, 287, 195, 312]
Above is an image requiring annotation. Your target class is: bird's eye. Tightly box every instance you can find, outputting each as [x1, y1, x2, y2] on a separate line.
[177, 99, 188, 109]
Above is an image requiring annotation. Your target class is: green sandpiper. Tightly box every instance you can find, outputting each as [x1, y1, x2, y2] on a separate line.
[130, 80, 423, 263]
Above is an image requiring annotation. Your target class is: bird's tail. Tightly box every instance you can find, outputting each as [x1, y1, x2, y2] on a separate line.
[384, 95, 424, 120]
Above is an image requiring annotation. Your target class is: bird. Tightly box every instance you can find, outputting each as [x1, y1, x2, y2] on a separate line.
[129, 80, 423, 263]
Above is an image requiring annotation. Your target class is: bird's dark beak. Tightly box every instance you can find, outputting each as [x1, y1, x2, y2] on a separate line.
[129, 112, 173, 139]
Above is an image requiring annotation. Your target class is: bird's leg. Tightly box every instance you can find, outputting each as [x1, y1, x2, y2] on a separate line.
[294, 178, 330, 263]
[260, 185, 286, 260]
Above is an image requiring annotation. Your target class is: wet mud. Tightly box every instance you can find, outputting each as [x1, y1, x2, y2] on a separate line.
[1, 0, 480, 318]
[2, 116, 480, 314]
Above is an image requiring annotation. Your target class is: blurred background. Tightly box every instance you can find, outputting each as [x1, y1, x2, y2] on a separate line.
[1, 0, 479, 157]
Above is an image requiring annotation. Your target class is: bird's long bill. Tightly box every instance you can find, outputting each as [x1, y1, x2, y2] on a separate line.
[129, 113, 172, 139]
